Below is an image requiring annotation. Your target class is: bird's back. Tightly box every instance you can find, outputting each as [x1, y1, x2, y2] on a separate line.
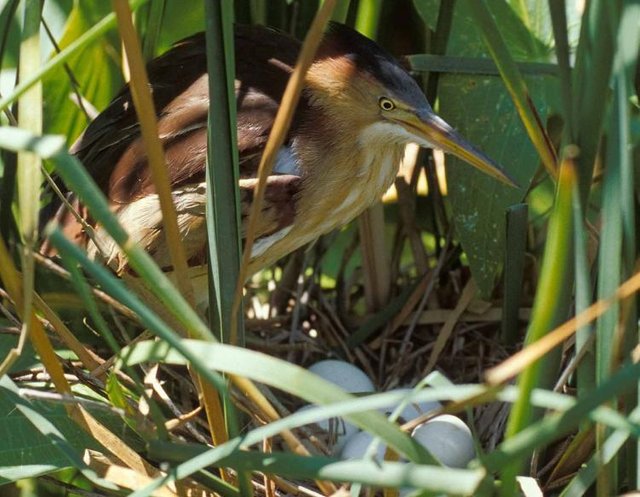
[70, 25, 301, 202]
[41, 25, 306, 271]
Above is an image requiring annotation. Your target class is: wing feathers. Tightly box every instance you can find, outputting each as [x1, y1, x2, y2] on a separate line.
[42, 25, 305, 273]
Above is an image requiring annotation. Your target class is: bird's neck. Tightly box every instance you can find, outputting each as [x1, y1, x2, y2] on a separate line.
[248, 106, 405, 272]
[298, 95, 405, 189]
[295, 118, 404, 232]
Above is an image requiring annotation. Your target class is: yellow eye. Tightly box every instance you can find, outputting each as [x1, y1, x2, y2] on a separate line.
[379, 97, 395, 111]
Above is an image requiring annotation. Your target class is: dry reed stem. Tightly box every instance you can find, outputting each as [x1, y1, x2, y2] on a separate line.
[111, 0, 195, 307]
[232, 0, 338, 344]
[421, 278, 477, 376]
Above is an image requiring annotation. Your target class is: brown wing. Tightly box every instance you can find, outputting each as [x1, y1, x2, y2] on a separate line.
[42, 25, 304, 266]
[71, 25, 302, 201]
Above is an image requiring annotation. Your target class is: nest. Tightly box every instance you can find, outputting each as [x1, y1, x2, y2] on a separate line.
[6, 163, 583, 496]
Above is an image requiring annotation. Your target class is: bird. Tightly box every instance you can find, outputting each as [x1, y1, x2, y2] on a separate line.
[41, 22, 515, 305]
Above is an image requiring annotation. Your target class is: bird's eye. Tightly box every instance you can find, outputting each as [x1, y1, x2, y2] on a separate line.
[379, 97, 395, 111]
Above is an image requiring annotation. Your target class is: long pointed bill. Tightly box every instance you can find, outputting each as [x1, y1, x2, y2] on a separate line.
[402, 112, 519, 188]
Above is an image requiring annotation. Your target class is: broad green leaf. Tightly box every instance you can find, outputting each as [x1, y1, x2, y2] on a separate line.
[440, 74, 554, 295]
[42, 2, 122, 143]
[156, 0, 204, 53]
[413, 0, 441, 31]
[508, 0, 550, 48]
[0, 0, 21, 69]
[466, 1, 557, 176]
[0, 376, 103, 484]
[437, 3, 557, 295]
[509, 0, 582, 50]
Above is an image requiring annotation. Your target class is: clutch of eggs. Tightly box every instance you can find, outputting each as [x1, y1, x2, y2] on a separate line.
[296, 359, 375, 453]
[299, 358, 476, 467]
[340, 414, 475, 468]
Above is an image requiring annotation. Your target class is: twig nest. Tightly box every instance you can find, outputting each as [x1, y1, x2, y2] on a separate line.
[410, 414, 475, 468]
[381, 388, 441, 422]
[308, 359, 375, 393]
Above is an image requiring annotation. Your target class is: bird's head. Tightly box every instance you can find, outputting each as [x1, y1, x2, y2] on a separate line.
[306, 22, 517, 187]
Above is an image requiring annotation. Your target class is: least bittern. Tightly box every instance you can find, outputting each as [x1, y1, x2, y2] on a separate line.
[42, 23, 515, 305]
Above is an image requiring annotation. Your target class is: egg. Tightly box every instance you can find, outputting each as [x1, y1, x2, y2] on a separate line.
[342, 432, 415, 496]
[340, 430, 388, 462]
[381, 388, 441, 422]
[300, 360, 374, 453]
[308, 359, 375, 393]
[301, 360, 374, 451]
[410, 415, 475, 468]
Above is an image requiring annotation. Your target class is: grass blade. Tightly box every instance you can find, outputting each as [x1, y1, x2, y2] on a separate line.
[354, 0, 382, 38]
[571, 0, 622, 198]
[0, 233, 163, 481]
[15, 0, 43, 378]
[1, 125, 319, 490]
[486, 358, 640, 472]
[499, 158, 576, 494]
[594, 52, 631, 496]
[46, 225, 232, 395]
[617, 5, 640, 486]
[559, 407, 640, 497]
[0, 232, 69, 391]
[547, 0, 573, 140]
[465, 0, 557, 177]
[148, 440, 490, 496]
[486, 266, 640, 387]
[0, 0, 20, 241]
[596, 93, 625, 384]
[41, 144, 211, 341]
[141, 0, 166, 60]
[202, 2, 247, 490]
[328, 0, 351, 22]
[119, 339, 443, 464]
[203, 0, 242, 344]
[570, 146, 595, 399]
[57, 250, 169, 439]
[249, 0, 267, 25]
